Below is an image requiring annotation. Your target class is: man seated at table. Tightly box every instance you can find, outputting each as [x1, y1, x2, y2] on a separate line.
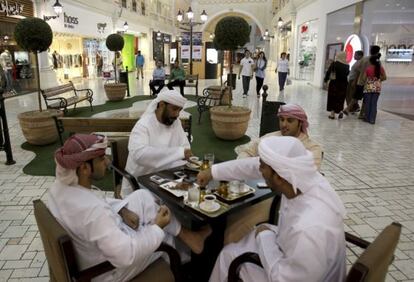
[236, 103, 322, 170]
[149, 60, 166, 96]
[198, 136, 346, 282]
[223, 104, 322, 244]
[122, 90, 192, 196]
[48, 134, 211, 282]
[167, 61, 186, 96]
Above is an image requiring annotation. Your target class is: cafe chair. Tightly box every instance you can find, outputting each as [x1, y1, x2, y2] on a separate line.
[33, 199, 183, 282]
[227, 222, 402, 282]
[109, 137, 139, 199]
[259, 100, 285, 137]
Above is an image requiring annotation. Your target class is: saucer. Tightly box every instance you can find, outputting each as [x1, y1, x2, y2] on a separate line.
[199, 201, 220, 213]
[186, 161, 202, 169]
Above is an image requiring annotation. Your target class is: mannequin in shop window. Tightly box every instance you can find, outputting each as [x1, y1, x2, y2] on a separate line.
[0, 49, 14, 92]
[52, 50, 61, 69]
[96, 51, 103, 77]
[112, 51, 124, 81]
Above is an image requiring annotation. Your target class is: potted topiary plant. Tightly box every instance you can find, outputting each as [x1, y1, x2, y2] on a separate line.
[104, 33, 127, 101]
[14, 18, 63, 145]
[210, 16, 251, 140]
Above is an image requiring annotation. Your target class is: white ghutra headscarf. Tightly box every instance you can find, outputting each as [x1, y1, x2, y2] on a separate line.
[142, 89, 187, 118]
[258, 136, 346, 217]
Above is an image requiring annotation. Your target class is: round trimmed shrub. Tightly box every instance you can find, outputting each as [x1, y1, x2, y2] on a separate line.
[14, 18, 53, 52]
[106, 34, 124, 51]
[214, 17, 250, 50]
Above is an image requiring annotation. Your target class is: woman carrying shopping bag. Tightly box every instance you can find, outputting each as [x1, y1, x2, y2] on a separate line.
[359, 53, 387, 124]
[324, 52, 349, 119]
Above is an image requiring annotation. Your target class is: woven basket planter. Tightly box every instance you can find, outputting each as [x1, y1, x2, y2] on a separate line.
[18, 109, 63, 145]
[210, 105, 251, 140]
[104, 83, 127, 101]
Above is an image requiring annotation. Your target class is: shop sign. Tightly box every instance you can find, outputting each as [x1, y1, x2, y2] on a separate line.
[64, 12, 79, 29]
[386, 48, 413, 63]
[344, 34, 362, 68]
[0, 0, 24, 16]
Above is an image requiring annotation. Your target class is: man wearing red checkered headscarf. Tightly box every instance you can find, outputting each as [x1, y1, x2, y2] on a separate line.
[236, 103, 322, 170]
[47, 134, 210, 281]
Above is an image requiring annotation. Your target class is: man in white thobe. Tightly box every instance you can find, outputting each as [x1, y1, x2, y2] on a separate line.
[198, 136, 346, 282]
[235, 103, 322, 169]
[225, 104, 322, 244]
[122, 90, 192, 196]
[48, 134, 210, 282]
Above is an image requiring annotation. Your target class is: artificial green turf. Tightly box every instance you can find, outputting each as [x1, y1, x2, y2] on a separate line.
[21, 95, 250, 191]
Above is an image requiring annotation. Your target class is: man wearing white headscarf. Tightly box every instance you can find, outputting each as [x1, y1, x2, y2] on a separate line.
[48, 134, 210, 282]
[227, 104, 322, 244]
[198, 136, 346, 282]
[122, 89, 191, 196]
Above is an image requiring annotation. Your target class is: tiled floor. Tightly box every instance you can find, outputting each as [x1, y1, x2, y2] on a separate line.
[0, 70, 413, 281]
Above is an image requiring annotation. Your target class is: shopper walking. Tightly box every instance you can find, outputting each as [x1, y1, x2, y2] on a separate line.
[360, 54, 387, 124]
[276, 52, 289, 92]
[238, 50, 254, 98]
[356, 45, 381, 120]
[254, 51, 267, 97]
[342, 50, 364, 115]
[324, 52, 349, 119]
[135, 50, 144, 79]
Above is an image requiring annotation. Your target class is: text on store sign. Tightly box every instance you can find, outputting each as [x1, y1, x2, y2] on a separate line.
[0, 0, 24, 16]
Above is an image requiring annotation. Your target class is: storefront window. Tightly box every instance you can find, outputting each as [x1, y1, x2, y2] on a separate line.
[132, 1, 137, 12]
[141, 1, 146, 16]
[0, 0, 37, 97]
[324, 4, 356, 78]
[361, 0, 414, 78]
[297, 20, 318, 81]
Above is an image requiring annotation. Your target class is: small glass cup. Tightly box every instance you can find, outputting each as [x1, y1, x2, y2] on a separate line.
[229, 180, 241, 194]
[204, 153, 215, 167]
[187, 184, 200, 207]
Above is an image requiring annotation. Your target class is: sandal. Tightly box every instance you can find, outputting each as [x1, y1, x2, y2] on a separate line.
[338, 112, 344, 119]
[328, 115, 335, 119]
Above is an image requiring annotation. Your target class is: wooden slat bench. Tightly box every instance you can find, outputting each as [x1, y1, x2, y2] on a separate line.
[185, 74, 199, 96]
[149, 74, 199, 96]
[41, 82, 93, 113]
[54, 115, 192, 145]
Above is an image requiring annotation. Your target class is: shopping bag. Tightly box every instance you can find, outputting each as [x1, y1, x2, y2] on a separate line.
[286, 77, 292, 86]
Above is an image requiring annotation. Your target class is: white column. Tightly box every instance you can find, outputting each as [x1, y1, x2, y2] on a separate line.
[38, 51, 59, 88]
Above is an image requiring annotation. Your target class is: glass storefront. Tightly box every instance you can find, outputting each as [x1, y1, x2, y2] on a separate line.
[50, 34, 107, 81]
[324, 0, 414, 79]
[361, 0, 414, 78]
[297, 20, 318, 81]
[0, 0, 37, 96]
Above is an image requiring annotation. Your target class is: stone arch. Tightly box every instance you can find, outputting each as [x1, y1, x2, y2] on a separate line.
[200, 9, 265, 36]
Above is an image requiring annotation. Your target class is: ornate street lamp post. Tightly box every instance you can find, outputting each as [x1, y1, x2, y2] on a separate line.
[177, 7, 207, 74]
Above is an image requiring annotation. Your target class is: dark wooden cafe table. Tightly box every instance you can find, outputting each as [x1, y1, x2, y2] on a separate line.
[137, 165, 279, 281]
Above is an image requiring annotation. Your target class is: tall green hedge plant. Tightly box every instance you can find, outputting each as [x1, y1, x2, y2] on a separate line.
[106, 33, 125, 82]
[213, 17, 250, 91]
[14, 18, 53, 111]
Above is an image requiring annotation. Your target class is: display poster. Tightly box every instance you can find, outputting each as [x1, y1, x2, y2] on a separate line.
[181, 32, 203, 60]
[206, 48, 218, 64]
[192, 46, 202, 60]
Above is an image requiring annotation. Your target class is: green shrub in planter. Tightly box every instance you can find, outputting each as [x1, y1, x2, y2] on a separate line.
[106, 34, 124, 82]
[214, 17, 250, 93]
[14, 18, 53, 111]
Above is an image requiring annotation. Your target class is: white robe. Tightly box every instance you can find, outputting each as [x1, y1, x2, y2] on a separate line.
[47, 181, 181, 282]
[209, 158, 347, 282]
[122, 112, 190, 197]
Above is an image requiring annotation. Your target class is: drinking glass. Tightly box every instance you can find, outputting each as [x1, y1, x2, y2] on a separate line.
[187, 185, 200, 207]
[204, 153, 215, 167]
